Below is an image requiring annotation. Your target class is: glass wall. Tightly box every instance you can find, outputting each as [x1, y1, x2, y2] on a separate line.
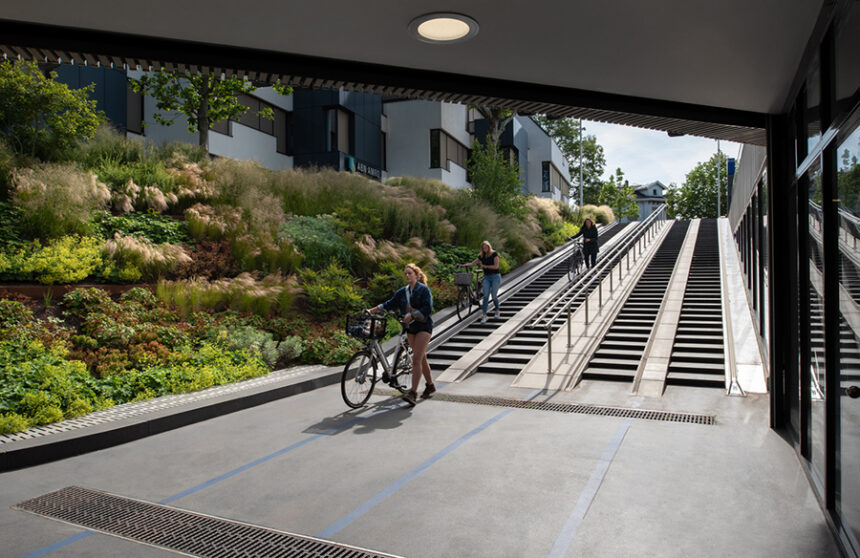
[806, 157, 826, 481]
[837, 110, 860, 552]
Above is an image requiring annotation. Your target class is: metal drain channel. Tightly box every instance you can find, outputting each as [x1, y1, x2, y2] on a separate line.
[375, 389, 714, 425]
[15, 486, 402, 558]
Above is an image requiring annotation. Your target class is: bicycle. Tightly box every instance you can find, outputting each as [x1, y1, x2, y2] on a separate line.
[341, 311, 414, 408]
[454, 268, 484, 321]
[568, 240, 585, 281]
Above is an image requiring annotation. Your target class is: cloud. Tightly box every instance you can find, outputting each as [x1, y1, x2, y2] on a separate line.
[583, 121, 742, 186]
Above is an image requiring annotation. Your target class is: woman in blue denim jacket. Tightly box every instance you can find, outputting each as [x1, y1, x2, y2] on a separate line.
[367, 263, 434, 406]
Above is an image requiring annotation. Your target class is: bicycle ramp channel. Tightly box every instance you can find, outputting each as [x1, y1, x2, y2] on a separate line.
[428, 222, 633, 379]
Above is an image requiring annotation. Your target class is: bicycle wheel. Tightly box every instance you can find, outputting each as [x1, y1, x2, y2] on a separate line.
[456, 287, 471, 320]
[341, 350, 377, 408]
[390, 342, 414, 393]
[568, 255, 575, 281]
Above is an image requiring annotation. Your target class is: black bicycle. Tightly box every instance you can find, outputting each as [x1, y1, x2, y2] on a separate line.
[568, 240, 585, 281]
[454, 268, 484, 321]
[341, 311, 413, 408]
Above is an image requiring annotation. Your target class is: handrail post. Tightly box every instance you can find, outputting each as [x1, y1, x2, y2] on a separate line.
[599, 280, 602, 307]
[567, 304, 571, 347]
[547, 323, 552, 373]
[585, 287, 589, 324]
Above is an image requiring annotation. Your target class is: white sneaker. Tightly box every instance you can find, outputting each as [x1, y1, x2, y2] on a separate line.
[494, 310, 500, 319]
[480, 315, 488, 324]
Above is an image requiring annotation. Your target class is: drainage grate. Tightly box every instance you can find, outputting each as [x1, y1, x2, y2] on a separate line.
[15, 486, 403, 558]
[375, 389, 714, 425]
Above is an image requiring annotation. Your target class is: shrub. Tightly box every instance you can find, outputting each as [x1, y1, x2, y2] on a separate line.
[90, 211, 191, 244]
[102, 233, 191, 281]
[350, 235, 437, 277]
[280, 214, 351, 270]
[156, 273, 297, 317]
[0, 299, 34, 328]
[0, 59, 103, 161]
[62, 287, 117, 318]
[0, 412, 29, 435]
[299, 263, 365, 319]
[467, 140, 526, 217]
[12, 164, 111, 239]
[78, 125, 145, 168]
[5, 236, 105, 285]
[207, 325, 300, 368]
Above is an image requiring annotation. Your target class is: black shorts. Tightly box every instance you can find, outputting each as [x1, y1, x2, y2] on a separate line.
[406, 321, 433, 335]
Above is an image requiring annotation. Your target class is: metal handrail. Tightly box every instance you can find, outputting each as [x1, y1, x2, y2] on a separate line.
[530, 205, 668, 373]
[531, 205, 667, 328]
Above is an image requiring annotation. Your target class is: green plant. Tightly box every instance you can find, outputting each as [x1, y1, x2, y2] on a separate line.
[12, 163, 111, 239]
[102, 232, 191, 281]
[299, 263, 365, 319]
[207, 325, 300, 367]
[0, 59, 103, 160]
[467, 140, 526, 217]
[280, 214, 351, 270]
[7, 236, 105, 285]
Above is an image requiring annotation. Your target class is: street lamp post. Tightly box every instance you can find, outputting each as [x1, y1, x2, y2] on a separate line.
[717, 139, 721, 217]
[579, 120, 584, 208]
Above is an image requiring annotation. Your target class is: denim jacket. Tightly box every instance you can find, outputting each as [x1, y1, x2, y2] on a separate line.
[379, 282, 434, 327]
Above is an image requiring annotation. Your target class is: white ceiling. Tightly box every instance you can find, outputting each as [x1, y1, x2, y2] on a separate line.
[1, 0, 822, 113]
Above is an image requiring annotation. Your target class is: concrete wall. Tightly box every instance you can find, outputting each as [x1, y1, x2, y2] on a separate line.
[384, 100, 471, 189]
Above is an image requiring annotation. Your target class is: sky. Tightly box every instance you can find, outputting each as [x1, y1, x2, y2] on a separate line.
[581, 120, 743, 188]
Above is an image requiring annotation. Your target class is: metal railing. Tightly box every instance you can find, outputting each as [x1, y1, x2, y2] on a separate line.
[529, 206, 668, 373]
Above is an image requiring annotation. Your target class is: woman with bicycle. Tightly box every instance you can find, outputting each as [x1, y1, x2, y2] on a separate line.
[460, 240, 501, 324]
[367, 263, 434, 407]
[569, 218, 599, 269]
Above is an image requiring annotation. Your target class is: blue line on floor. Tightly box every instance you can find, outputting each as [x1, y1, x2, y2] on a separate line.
[317, 388, 542, 539]
[316, 408, 513, 539]
[546, 397, 641, 558]
[17, 405, 390, 558]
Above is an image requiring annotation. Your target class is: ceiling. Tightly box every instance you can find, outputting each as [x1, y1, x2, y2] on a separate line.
[0, 1, 825, 144]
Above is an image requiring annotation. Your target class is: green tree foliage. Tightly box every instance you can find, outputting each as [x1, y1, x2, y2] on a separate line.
[470, 106, 516, 144]
[598, 168, 639, 220]
[131, 71, 292, 151]
[667, 152, 729, 218]
[0, 60, 103, 159]
[839, 148, 860, 214]
[467, 140, 526, 216]
[532, 116, 607, 205]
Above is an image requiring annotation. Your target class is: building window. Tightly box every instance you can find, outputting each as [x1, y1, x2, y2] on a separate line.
[430, 129, 469, 170]
[125, 80, 143, 135]
[327, 107, 353, 155]
[542, 161, 570, 197]
[381, 131, 387, 171]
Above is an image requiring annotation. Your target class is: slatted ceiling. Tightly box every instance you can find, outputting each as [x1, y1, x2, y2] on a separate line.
[0, 45, 766, 144]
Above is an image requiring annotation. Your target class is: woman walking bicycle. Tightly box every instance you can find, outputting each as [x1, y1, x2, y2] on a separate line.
[460, 240, 501, 324]
[569, 218, 599, 269]
[367, 263, 434, 406]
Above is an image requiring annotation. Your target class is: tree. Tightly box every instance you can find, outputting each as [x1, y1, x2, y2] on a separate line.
[0, 59, 103, 159]
[131, 70, 292, 151]
[532, 115, 606, 205]
[839, 148, 860, 214]
[470, 106, 515, 145]
[668, 152, 729, 219]
[468, 140, 526, 216]
[598, 168, 639, 220]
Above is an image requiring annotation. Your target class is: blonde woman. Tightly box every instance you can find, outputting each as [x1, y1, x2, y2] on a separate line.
[368, 263, 435, 406]
[460, 240, 501, 324]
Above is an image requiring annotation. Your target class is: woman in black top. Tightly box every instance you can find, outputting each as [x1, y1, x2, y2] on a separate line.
[572, 218, 599, 269]
[460, 240, 501, 324]
[367, 263, 435, 406]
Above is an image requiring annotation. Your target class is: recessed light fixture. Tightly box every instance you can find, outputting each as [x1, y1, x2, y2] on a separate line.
[409, 13, 479, 44]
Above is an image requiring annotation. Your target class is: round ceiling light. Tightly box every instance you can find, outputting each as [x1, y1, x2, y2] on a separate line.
[409, 13, 479, 44]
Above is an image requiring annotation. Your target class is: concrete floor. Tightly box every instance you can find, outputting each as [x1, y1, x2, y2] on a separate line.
[0, 372, 841, 558]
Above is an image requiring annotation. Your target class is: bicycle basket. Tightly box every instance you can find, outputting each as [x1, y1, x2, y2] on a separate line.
[454, 272, 473, 286]
[345, 313, 387, 340]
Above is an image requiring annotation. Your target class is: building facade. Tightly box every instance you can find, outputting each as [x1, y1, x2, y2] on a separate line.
[632, 181, 667, 221]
